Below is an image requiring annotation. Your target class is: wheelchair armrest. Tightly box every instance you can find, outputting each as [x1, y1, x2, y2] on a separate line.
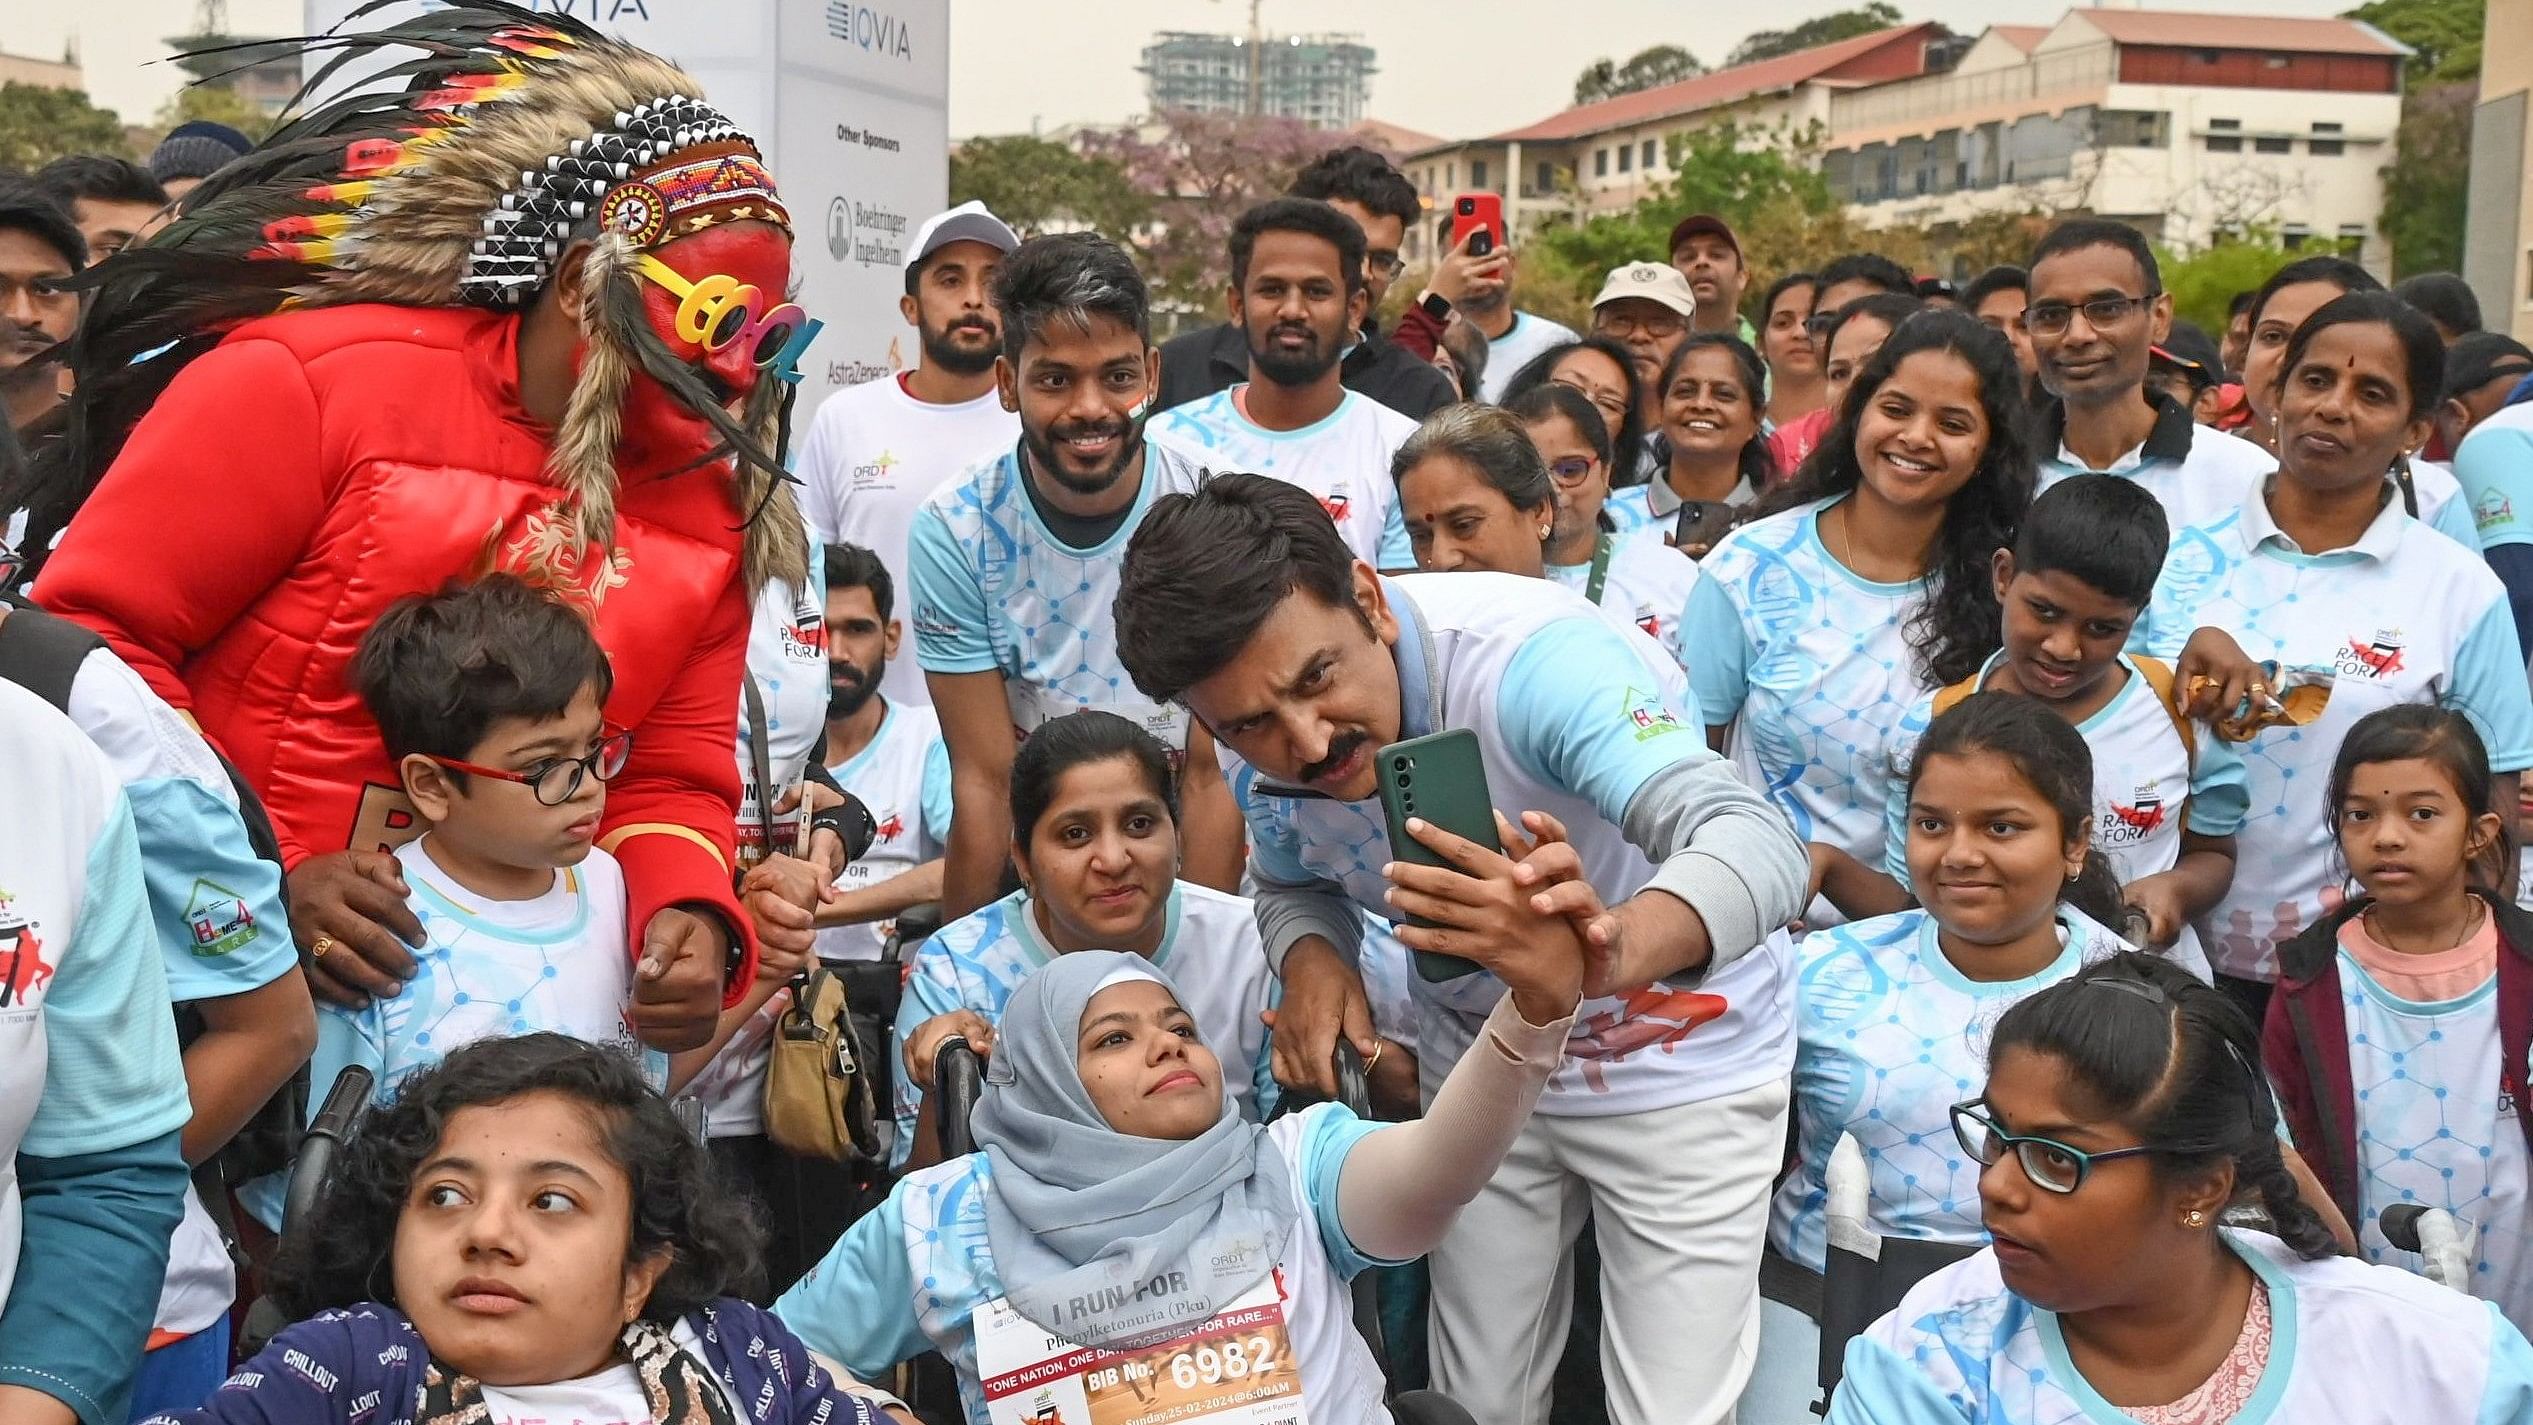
[281, 1065, 374, 1234]
[935, 1039, 984, 1159]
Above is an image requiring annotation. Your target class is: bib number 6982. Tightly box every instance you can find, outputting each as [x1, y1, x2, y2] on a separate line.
[1168, 1335, 1278, 1390]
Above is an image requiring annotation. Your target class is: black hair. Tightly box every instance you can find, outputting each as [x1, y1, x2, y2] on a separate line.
[1287, 146, 1420, 229]
[1392, 401, 1553, 518]
[2392, 272, 2482, 338]
[1904, 691, 2127, 927]
[33, 155, 167, 214]
[268, 1032, 764, 1321]
[2228, 289, 2258, 320]
[1760, 270, 1819, 324]
[2010, 473, 2168, 611]
[1499, 336, 1645, 479]
[1657, 333, 1777, 494]
[1507, 381, 1615, 472]
[2277, 290, 2446, 423]
[0, 175, 85, 273]
[2246, 255, 2380, 333]
[2444, 331, 2533, 402]
[2152, 319, 2223, 394]
[1960, 264, 2028, 313]
[1821, 291, 1923, 357]
[823, 540, 894, 622]
[2027, 217, 2162, 294]
[991, 232, 1150, 365]
[1989, 952, 2344, 1262]
[353, 574, 615, 768]
[2327, 703, 2512, 892]
[1813, 252, 1915, 303]
[1764, 308, 2035, 686]
[1229, 197, 1365, 295]
[1115, 472, 1365, 703]
[1010, 708, 1180, 844]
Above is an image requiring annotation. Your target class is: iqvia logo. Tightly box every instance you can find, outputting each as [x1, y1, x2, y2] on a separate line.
[827, 1, 915, 58]
[530, 0, 651, 20]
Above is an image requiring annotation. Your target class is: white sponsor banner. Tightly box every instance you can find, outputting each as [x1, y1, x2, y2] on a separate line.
[302, 0, 949, 415]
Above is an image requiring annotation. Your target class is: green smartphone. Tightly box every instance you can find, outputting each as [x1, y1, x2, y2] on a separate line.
[1374, 728, 1500, 981]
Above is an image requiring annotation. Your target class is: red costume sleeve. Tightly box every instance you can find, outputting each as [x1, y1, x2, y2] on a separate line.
[1393, 302, 1444, 361]
[600, 562, 759, 1002]
[37, 338, 330, 865]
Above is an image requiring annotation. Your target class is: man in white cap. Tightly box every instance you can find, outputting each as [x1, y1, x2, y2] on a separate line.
[796, 200, 1022, 708]
[1590, 261, 1698, 478]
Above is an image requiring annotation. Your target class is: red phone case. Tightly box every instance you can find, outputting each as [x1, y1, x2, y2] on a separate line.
[1449, 193, 1505, 253]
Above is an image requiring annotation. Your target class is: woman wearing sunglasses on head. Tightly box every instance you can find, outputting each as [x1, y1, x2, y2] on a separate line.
[1391, 399, 1707, 681]
[1828, 952, 2533, 1425]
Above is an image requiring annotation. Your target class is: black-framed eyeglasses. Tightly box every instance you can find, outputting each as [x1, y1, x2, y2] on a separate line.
[1950, 1100, 2167, 1194]
[1547, 455, 1598, 481]
[431, 731, 634, 807]
[2023, 293, 2157, 336]
[1366, 251, 1407, 278]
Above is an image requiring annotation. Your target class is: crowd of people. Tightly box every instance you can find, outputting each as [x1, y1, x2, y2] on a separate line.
[10, 5, 2533, 1425]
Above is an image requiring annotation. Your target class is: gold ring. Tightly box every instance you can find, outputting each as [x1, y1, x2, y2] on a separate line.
[311, 934, 337, 962]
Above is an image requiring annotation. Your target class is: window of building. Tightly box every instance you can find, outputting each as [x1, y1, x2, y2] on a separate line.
[1616, 143, 1632, 173]
[2282, 223, 2312, 249]
[1594, 148, 1609, 177]
[2205, 117, 2241, 154]
[2310, 121, 2344, 157]
[1641, 139, 1657, 169]
[1446, 163, 1455, 189]
[2254, 135, 2291, 154]
[1472, 158, 1489, 188]
[2265, 55, 2290, 69]
[2195, 49, 2222, 64]
[2098, 110, 2169, 148]
[1537, 160, 1555, 193]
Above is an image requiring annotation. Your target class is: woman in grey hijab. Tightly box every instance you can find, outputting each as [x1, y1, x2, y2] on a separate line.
[777, 942, 1580, 1425]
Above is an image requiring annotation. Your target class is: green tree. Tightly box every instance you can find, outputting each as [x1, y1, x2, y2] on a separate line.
[2376, 81, 2473, 276]
[948, 135, 1149, 241]
[2155, 227, 2298, 335]
[1726, 3, 1905, 68]
[0, 82, 129, 171]
[2341, 0, 2480, 84]
[1574, 45, 1704, 106]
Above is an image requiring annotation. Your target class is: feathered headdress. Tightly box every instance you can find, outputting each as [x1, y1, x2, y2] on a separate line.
[6, 0, 806, 589]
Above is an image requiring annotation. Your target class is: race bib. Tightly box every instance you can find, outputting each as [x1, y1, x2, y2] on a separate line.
[735, 777, 806, 875]
[1005, 684, 1193, 773]
[975, 1274, 1310, 1425]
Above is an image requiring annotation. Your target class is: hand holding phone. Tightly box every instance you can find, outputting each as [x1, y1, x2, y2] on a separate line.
[1448, 193, 1506, 257]
[1377, 731, 1498, 981]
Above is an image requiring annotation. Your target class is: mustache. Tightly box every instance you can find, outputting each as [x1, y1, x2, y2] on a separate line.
[1300, 730, 1369, 785]
[942, 315, 995, 335]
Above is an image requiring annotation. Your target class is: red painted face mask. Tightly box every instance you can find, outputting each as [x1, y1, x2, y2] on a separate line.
[606, 220, 799, 468]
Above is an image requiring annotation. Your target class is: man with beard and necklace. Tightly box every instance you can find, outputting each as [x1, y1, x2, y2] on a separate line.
[1154, 146, 1455, 422]
[807, 542, 952, 962]
[0, 179, 80, 443]
[798, 201, 1021, 708]
[908, 232, 1243, 918]
[1150, 197, 1417, 570]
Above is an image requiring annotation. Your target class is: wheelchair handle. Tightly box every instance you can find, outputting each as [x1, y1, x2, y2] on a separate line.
[282, 1064, 374, 1232]
[935, 1038, 984, 1159]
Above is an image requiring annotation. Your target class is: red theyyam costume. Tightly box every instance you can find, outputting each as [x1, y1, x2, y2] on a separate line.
[8, 2, 823, 991]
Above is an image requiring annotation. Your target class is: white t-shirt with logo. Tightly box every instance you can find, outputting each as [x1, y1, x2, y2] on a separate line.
[815, 698, 954, 965]
[1546, 529, 1708, 680]
[1476, 311, 1581, 403]
[2037, 413, 2273, 535]
[797, 374, 1020, 708]
[2134, 488, 2533, 980]
[909, 441, 1214, 761]
[1879, 651, 2246, 977]
[1684, 497, 1931, 922]
[1148, 387, 1415, 569]
[0, 680, 191, 1320]
[733, 549, 832, 873]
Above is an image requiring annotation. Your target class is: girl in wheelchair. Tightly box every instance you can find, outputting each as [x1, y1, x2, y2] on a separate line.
[139, 1034, 908, 1425]
[2266, 704, 2533, 1334]
[777, 940, 1580, 1425]
[1831, 953, 2533, 1423]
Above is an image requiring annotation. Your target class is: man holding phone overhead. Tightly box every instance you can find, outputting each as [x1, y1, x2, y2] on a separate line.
[1114, 472, 1807, 1425]
[1392, 196, 1577, 403]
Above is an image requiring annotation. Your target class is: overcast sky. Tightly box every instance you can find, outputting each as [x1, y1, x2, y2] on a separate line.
[6, 0, 2374, 141]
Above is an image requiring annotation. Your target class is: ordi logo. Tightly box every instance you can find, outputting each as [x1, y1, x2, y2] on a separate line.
[825, 0, 914, 57]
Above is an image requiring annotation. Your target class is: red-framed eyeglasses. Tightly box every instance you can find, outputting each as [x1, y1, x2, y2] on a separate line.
[430, 730, 633, 807]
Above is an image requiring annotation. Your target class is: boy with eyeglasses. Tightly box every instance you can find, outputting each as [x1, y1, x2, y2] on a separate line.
[321, 574, 666, 1113]
[2027, 218, 2272, 532]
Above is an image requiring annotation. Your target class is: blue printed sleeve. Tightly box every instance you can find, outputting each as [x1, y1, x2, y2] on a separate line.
[1294, 1103, 1400, 1280]
[921, 736, 956, 848]
[2477, 1301, 2533, 1425]
[1825, 1334, 1976, 1424]
[2455, 422, 2533, 550]
[24, 791, 191, 1159]
[2448, 598, 2533, 774]
[774, 1182, 931, 1381]
[2184, 734, 2251, 837]
[1497, 617, 1713, 830]
[129, 776, 297, 1002]
[1681, 574, 1752, 728]
[1882, 694, 1935, 884]
[1377, 497, 1414, 571]
[2429, 484, 2487, 552]
[907, 503, 998, 675]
